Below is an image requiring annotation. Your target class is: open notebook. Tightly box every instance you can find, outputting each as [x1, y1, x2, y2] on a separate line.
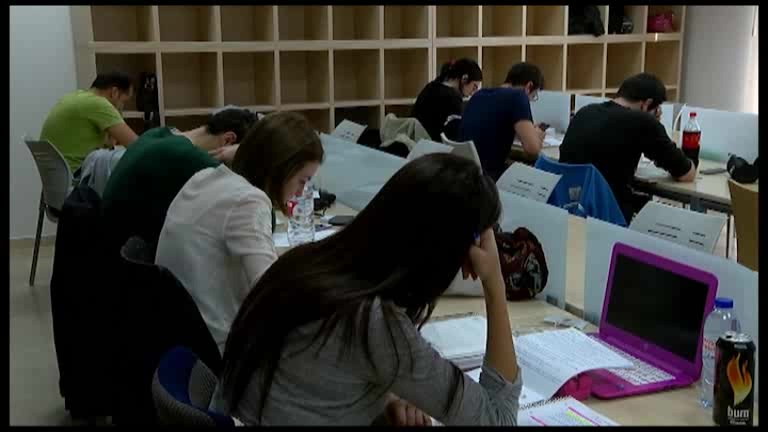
[517, 396, 619, 426]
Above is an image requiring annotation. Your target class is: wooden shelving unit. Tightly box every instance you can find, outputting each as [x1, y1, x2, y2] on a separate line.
[72, 5, 686, 131]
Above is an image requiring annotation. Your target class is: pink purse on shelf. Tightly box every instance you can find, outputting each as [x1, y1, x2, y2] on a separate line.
[647, 12, 675, 33]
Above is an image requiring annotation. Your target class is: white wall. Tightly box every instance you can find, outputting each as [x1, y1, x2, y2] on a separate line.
[10, 6, 77, 239]
[681, 6, 758, 112]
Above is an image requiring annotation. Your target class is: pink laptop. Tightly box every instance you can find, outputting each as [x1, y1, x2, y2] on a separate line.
[587, 242, 717, 399]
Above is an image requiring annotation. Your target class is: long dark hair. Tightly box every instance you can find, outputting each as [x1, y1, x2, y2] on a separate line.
[220, 153, 502, 419]
[436, 57, 483, 83]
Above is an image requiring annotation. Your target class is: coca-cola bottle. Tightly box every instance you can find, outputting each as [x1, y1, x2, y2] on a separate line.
[682, 112, 701, 168]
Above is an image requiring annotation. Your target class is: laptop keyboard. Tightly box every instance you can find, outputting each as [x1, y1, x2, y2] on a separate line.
[591, 337, 675, 386]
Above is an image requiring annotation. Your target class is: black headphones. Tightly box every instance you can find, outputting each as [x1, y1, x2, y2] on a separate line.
[727, 154, 759, 184]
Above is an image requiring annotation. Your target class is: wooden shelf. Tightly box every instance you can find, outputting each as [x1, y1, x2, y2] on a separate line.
[333, 6, 380, 40]
[158, 6, 217, 42]
[648, 5, 684, 32]
[220, 6, 274, 41]
[482, 6, 523, 37]
[526, 45, 565, 91]
[95, 53, 156, 111]
[164, 114, 209, 131]
[606, 42, 643, 89]
[384, 6, 428, 39]
[334, 49, 380, 102]
[667, 88, 678, 102]
[91, 6, 155, 42]
[335, 106, 382, 129]
[437, 6, 479, 38]
[223, 52, 275, 107]
[285, 108, 331, 133]
[385, 103, 414, 119]
[384, 49, 428, 99]
[436, 46, 479, 70]
[526, 6, 566, 36]
[482, 46, 522, 87]
[278, 6, 329, 41]
[161, 52, 220, 110]
[608, 6, 647, 34]
[645, 41, 680, 85]
[279, 51, 330, 104]
[566, 44, 605, 91]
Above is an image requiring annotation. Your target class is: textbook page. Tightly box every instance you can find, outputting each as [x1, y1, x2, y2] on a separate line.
[518, 397, 619, 426]
[513, 328, 632, 400]
[331, 119, 366, 143]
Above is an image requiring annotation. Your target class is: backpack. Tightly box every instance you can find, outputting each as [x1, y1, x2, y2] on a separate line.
[608, 6, 634, 34]
[135, 72, 160, 133]
[568, 5, 605, 37]
[495, 226, 550, 301]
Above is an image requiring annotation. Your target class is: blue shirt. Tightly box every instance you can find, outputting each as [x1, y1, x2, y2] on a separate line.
[460, 88, 533, 180]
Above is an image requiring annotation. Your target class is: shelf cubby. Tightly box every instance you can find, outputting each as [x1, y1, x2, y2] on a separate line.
[288, 109, 331, 133]
[648, 5, 683, 33]
[278, 6, 329, 40]
[526, 6, 566, 36]
[333, 6, 380, 40]
[482, 46, 523, 86]
[384, 49, 429, 99]
[566, 44, 605, 91]
[385, 104, 414, 119]
[645, 41, 680, 85]
[279, 51, 330, 105]
[220, 6, 274, 41]
[164, 115, 209, 132]
[606, 42, 643, 88]
[667, 88, 678, 102]
[95, 54, 156, 111]
[525, 45, 565, 91]
[222, 52, 275, 107]
[436, 47, 479, 70]
[384, 6, 428, 39]
[482, 6, 523, 37]
[335, 106, 382, 129]
[436, 6, 480, 38]
[333, 49, 380, 102]
[161, 53, 220, 110]
[125, 117, 145, 133]
[91, 6, 155, 42]
[158, 6, 217, 42]
[608, 6, 647, 34]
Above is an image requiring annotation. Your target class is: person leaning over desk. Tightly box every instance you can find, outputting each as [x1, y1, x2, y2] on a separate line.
[211, 153, 522, 426]
[460, 62, 547, 180]
[558, 73, 696, 222]
[155, 112, 324, 355]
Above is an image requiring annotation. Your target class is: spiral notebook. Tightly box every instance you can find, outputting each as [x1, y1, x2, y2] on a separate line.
[518, 396, 619, 426]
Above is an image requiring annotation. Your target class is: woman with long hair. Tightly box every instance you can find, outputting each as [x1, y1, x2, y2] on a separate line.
[216, 153, 522, 425]
[411, 58, 483, 141]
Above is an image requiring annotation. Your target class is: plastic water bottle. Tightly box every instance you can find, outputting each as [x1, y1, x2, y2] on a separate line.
[700, 297, 741, 408]
[287, 182, 315, 246]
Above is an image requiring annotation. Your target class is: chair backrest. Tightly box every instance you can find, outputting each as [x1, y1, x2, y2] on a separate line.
[24, 137, 73, 215]
[629, 201, 727, 254]
[152, 346, 234, 426]
[440, 133, 482, 168]
[534, 155, 627, 226]
[728, 179, 759, 271]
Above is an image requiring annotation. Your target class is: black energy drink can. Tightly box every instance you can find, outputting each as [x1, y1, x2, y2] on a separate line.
[713, 331, 755, 426]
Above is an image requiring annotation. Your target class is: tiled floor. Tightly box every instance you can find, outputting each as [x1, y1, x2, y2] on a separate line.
[8, 215, 739, 425]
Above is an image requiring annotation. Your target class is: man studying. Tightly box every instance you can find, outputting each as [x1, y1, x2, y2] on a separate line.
[559, 73, 696, 222]
[460, 62, 546, 180]
[40, 71, 139, 173]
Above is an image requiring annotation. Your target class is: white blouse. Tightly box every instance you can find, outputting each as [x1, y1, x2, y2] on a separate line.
[156, 164, 278, 354]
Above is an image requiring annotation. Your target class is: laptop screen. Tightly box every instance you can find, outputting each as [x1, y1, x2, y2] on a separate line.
[604, 253, 710, 363]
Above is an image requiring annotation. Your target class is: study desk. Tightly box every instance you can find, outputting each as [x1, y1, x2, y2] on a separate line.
[432, 297, 760, 426]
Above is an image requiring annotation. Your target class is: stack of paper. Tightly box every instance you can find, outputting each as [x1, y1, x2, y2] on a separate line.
[421, 315, 487, 370]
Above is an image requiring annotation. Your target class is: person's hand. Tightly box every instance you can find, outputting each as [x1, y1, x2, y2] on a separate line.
[466, 228, 501, 284]
[385, 397, 432, 427]
[209, 144, 239, 165]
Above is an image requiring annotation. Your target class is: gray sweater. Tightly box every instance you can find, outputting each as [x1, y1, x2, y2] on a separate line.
[212, 298, 522, 425]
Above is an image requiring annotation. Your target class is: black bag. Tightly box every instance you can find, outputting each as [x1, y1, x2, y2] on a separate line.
[568, 5, 605, 37]
[608, 6, 634, 34]
[135, 72, 160, 133]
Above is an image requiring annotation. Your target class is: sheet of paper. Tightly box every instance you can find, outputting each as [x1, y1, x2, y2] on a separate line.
[421, 316, 487, 360]
[272, 226, 339, 248]
[496, 163, 562, 202]
[518, 397, 619, 426]
[331, 119, 367, 143]
[407, 139, 453, 161]
[629, 201, 727, 253]
[634, 160, 670, 181]
[513, 328, 632, 400]
[257, 113, 265, 120]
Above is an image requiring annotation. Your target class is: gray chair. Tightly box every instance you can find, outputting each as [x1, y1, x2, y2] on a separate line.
[24, 137, 73, 286]
[440, 132, 482, 169]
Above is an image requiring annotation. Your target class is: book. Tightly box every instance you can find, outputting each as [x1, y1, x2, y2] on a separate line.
[518, 396, 619, 426]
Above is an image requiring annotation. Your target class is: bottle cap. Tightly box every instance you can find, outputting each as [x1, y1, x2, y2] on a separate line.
[715, 297, 734, 309]
[690, 112, 697, 117]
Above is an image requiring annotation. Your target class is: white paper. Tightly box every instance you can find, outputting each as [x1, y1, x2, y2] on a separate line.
[272, 226, 339, 248]
[543, 135, 562, 147]
[421, 316, 487, 361]
[518, 397, 619, 426]
[331, 119, 367, 143]
[257, 113, 265, 120]
[542, 315, 589, 331]
[634, 159, 670, 181]
[629, 201, 726, 253]
[407, 139, 453, 161]
[513, 328, 632, 400]
[496, 163, 562, 203]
